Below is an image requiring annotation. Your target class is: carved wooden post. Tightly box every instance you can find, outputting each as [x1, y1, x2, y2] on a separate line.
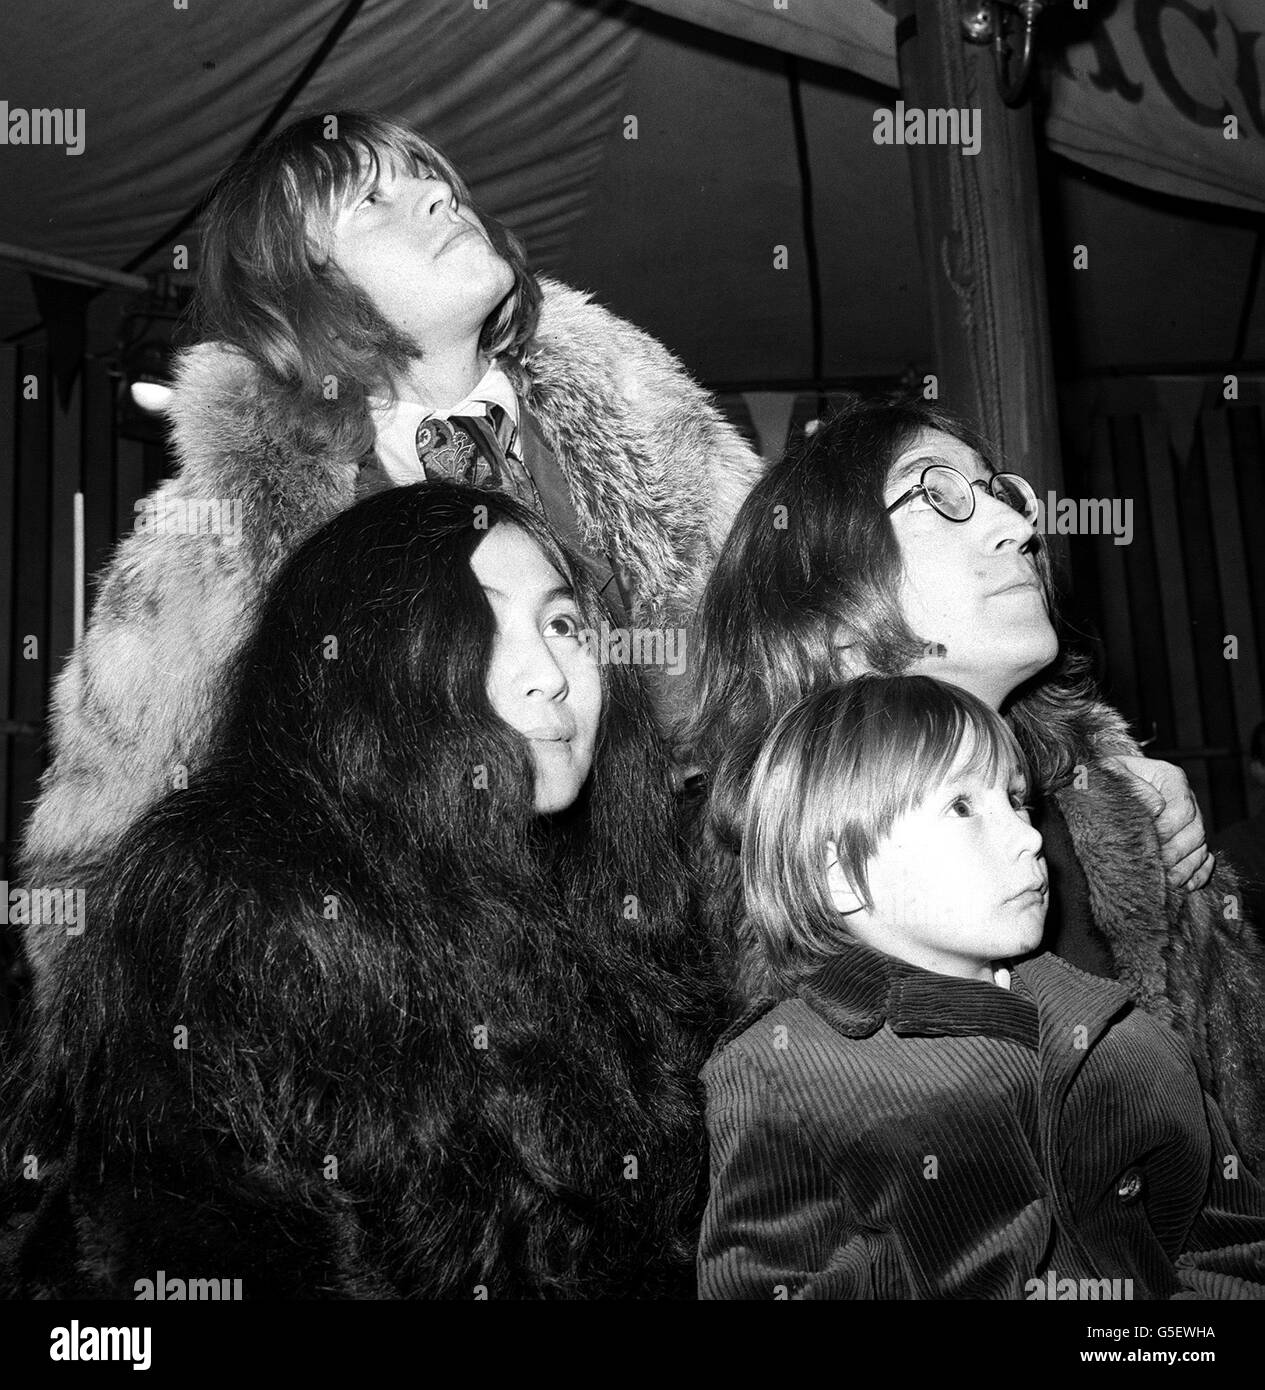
[893, 0, 1064, 498]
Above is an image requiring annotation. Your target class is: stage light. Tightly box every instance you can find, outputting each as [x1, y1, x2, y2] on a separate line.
[129, 379, 173, 412]
[116, 339, 175, 443]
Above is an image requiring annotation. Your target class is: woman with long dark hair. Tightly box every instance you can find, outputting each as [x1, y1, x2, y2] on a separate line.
[2, 481, 718, 1299]
[686, 398, 1265, 1170]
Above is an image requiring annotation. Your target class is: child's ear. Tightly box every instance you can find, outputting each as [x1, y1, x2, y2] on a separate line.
[825, 840, 866, 916]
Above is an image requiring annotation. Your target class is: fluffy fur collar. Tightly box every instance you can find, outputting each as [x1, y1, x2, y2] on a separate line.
[163, 276, 761, 618]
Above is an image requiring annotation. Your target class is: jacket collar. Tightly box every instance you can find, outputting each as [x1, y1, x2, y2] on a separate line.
[798, 940, 1040, 1049]
[799, 942, 1136, 1073]
[1018, 950, 1136, 1118]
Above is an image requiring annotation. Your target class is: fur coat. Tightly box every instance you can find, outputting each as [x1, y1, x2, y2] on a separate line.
[693, 700, 1265, 1176]
[1052, 759, 1265, 1175]
[18, 278, 763, 982]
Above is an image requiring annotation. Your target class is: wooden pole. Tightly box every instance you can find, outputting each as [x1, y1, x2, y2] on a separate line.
[893, 0, 1063, 497]
[0, 241, 149, 292]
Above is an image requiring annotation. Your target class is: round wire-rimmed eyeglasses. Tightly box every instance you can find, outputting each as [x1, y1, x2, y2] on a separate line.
[886, 464, 1039, 525]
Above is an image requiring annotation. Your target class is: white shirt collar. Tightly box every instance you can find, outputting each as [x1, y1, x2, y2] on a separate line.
[369, 363, 521, 487]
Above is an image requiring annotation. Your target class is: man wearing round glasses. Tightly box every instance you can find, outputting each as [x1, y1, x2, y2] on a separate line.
[884, 434, 1053, 712]
[886, 460, 1039, 525]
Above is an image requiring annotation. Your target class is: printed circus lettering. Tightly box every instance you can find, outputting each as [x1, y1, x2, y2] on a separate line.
[0, 881, 85, 936]
[0, 102, 86, 156]
[1034, 492, 1134, 546]
[579, 622, 686, 675]
[1063, 1, 1265, 139]
[872, 101, 981, 156]
[135, 1270, 243, 1300]
[134, 496, 243, 547]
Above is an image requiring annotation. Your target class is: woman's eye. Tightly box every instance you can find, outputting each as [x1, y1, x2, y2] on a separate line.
[1010, 793, 1032, 814]
[948, 796, 972, 817]
[357, 188, 381, 208]
[545, 613, 581, 639]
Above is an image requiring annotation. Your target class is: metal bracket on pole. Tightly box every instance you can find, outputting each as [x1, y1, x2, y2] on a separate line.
[960, 1, 1062, 108]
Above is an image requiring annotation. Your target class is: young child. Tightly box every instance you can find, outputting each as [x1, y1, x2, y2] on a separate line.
[699, 674, 1265, 1300]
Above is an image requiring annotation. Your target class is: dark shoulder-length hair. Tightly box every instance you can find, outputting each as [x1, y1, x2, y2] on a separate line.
[194, 110, 541, 399]
[687, 396, 1106, 862]
[7, 482, 715, 1298]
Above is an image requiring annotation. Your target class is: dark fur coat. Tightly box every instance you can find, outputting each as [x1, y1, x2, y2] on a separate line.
[1052, 759, 1265, 1175]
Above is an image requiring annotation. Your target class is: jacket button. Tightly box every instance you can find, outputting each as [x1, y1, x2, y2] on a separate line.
[1115, 1169, 1144, 1203]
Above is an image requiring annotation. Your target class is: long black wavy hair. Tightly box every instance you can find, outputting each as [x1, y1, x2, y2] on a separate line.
[4, 482, 718, 1299]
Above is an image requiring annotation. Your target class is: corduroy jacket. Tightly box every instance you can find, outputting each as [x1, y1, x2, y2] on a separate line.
[699, 947, 1265, 1300]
